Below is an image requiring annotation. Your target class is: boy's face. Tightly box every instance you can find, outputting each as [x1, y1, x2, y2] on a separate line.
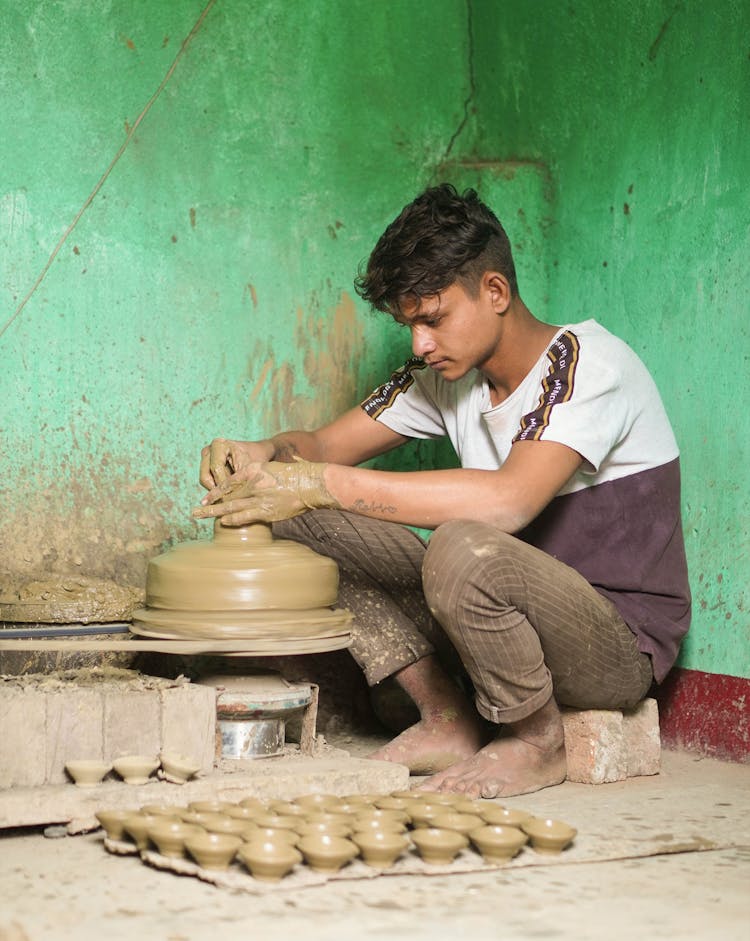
[393, 278, 506, 382]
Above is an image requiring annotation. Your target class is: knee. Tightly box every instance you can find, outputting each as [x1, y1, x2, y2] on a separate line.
[422, 520, 515, 624]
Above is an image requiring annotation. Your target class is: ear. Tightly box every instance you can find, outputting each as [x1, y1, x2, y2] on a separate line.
[484, 272, 512, 313]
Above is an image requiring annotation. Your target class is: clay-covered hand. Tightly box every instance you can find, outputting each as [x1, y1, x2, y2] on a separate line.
[192, 458, 340, 525]
[199, 437, 275, 490]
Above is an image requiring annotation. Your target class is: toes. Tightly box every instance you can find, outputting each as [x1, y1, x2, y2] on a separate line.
[480, 780, 501, 799]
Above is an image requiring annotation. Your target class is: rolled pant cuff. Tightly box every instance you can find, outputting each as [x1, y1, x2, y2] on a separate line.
[474, 681, 554, 725]
[364, 648, 434, 688]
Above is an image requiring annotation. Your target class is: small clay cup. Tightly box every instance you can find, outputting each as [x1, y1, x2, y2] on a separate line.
[147, 820, 204, 859]
[409, 803, 445, 829]
[244, 825, 299, 846]
[521, 817, 577, 854]
[352, 829, 409, 869]
[159, 753, 200, 783]
[296, 819, 352, 840]
[238, 796, 268, 812]
[185, 831, 243, 870]
[469, 825, 528, 863]
[238, 839, 302, 882]
[411, 827, 468, 865]
[354, 807, 409, 827]
[224, 805, 264, 822]
[389, 790, 421, 800]
[141, 803, 183, 817]
[293, 793, 339, 811]
[451, 798, 485, 816]
[122, 813, 165, 851]
[188, 800, 235, 814]
[297, 834, 359, 874]
[253, 813, 302, 832]
[268, 800, 307, 818]
[374, 796, 412, 814]
[431, 812, 485, 838]
[113, 756, 160, 786]
[199, 813, 249, 838]
[341, 794, 377, 807]
[479, 805, 533, 828]
[351, 813, 406, 835]
[95, 808, 135, 841]
[414, 791, 461, 806]
[65, 759, 112, 787]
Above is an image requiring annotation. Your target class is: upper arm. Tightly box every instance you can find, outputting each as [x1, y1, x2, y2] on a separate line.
[495, 439, 583, 531]
[313, 406, 410, 466]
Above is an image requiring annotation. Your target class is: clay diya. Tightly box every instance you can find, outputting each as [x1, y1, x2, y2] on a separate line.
[244, 825, 300, 846]
[451, 798, 485, 816]
[268, 801, 308, 818]
[122, 813, 165, 851]
[479, 805, 534, 828]
[408, 803, 445, 829]
[147, 820, 205, 859]
[238, 839, 302, 882]
[239, 796, 268, 813]
[293, 793, 340, 811]
[296, 819, 352, 840]
[253, 812, 302, 832]
[374, 796, 412, 814]
[521, 817, 577, 854]
[469, 825, 528, 864]
[65, 759, 112, 787]
[113, 756, 160, 785]
[182, 831, 241, 870]
[352, 829, 409, 869]
[413, 791, 461, 806]
[188, 799, 235, 814]
[159, 753, 200, 783]
[224, 805, 264, 822]
[296, 834, 359, 874]
[95, 808, 135, 841]
[354, 807, 409, 827]
[431, 812, 485, 838]
[141, 803, 184, 817]
[199, 813, 250, 837]
[411, 827, 468, 865]
[351, 813, 407, 835]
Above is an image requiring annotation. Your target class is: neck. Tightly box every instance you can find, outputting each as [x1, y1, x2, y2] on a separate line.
[483, 300, 557, 405]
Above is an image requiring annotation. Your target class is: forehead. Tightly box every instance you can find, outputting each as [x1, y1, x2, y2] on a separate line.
[396, 283, 467, 322]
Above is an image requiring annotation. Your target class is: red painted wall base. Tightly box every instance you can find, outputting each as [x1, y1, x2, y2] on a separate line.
[655, 667, 750, 763]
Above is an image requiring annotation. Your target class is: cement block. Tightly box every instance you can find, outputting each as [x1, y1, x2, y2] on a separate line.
[562, 708, 627, 784]
[160, 684, 216, 775]
[0, 687, 46, 788]
[103, 688, 161, 759]
[623, 698, 661, 777]
[45, 688, 105, 784]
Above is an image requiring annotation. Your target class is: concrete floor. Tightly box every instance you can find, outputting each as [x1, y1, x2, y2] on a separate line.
[1, 745, 748, 941]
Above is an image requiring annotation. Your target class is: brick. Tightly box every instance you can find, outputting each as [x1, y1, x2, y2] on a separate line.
[623, 697, 661, 777]
[160, 684, 216, 775]
[562, 708, 626, 784]
[45, 688, 104, 784]
[103, 688, 161, 760]
[0, 687, 47, 788]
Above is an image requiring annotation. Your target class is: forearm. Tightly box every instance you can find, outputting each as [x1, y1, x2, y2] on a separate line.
[323, 464, 530, 533]
[264, 430, 326, 463]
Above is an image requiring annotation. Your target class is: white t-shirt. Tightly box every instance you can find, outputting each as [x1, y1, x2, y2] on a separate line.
[360, 320, 691, 682]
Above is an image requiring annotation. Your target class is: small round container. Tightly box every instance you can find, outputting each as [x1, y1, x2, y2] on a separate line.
[431, 812, 485, 838]
[238, 839, 302, 882]
[185, 832, 243, 870]
[188, 800, 236, 814]
[408, 803, 445, 829]
[253, 813, 302, 832]
[141, 803, 183, 817]
[113, 756, 160, 786]
[95, 808, 134, 841]
[411, 827, 468, 865]
[238, 796, 268, 813]
[521, 817, 577, 854]
[296, 819, 353, 840]
[147, 820, 205, 859]
[469, 825, 528, 863]
[479, 805, 534, 828]
[159, 753, 200, 783]
[65, 760, 112, 788]
[122, 813, 164, 851]
[352, 829, 409, 869]
[268, 801, 307, 818]
[243, 825, 299, 846]
[200, 814, 249, 837]
[293, 793, 340, 811]
[296, 834, 359, 874]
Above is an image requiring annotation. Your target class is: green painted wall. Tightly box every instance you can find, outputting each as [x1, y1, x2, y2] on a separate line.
[1, 1, 747, 680]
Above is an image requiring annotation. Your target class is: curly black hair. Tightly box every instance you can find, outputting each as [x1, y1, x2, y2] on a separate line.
[354, 183, 518, 315]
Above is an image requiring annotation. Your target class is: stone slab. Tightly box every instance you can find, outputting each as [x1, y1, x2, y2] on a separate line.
[623, 697, 661, 776]
[0, 750, 409, 831]
[45, 688, 105, 784]
[0, 687, 47, 788]
[160, 684, 216, 775]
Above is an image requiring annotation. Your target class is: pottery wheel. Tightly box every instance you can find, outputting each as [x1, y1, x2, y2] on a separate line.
[131, 520, 352, 647]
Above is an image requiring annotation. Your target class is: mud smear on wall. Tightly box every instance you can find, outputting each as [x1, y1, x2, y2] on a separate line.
[247, 291, 366, 431]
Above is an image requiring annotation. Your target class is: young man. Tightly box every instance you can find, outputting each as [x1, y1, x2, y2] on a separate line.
[193, 184, 691, 798]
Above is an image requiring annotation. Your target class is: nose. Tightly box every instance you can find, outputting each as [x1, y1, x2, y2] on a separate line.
[411, 325, 437, 358]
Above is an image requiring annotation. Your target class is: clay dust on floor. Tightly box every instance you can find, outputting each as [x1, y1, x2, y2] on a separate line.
[1, 748, 749, 941]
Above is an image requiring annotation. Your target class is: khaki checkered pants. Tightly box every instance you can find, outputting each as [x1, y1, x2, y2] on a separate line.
[274, 512, 653, 724]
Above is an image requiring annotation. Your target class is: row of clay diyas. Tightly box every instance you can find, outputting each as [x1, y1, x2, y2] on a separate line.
[65, 753, 200, 787]
[95, 788, 577, 879]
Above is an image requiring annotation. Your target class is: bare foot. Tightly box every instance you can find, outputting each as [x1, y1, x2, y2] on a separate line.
[417, 696, 567, 798]
[368, 708, 486, 774]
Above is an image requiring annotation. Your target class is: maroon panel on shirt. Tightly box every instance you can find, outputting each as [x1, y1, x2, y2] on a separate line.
[516, 458, 691, 682]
